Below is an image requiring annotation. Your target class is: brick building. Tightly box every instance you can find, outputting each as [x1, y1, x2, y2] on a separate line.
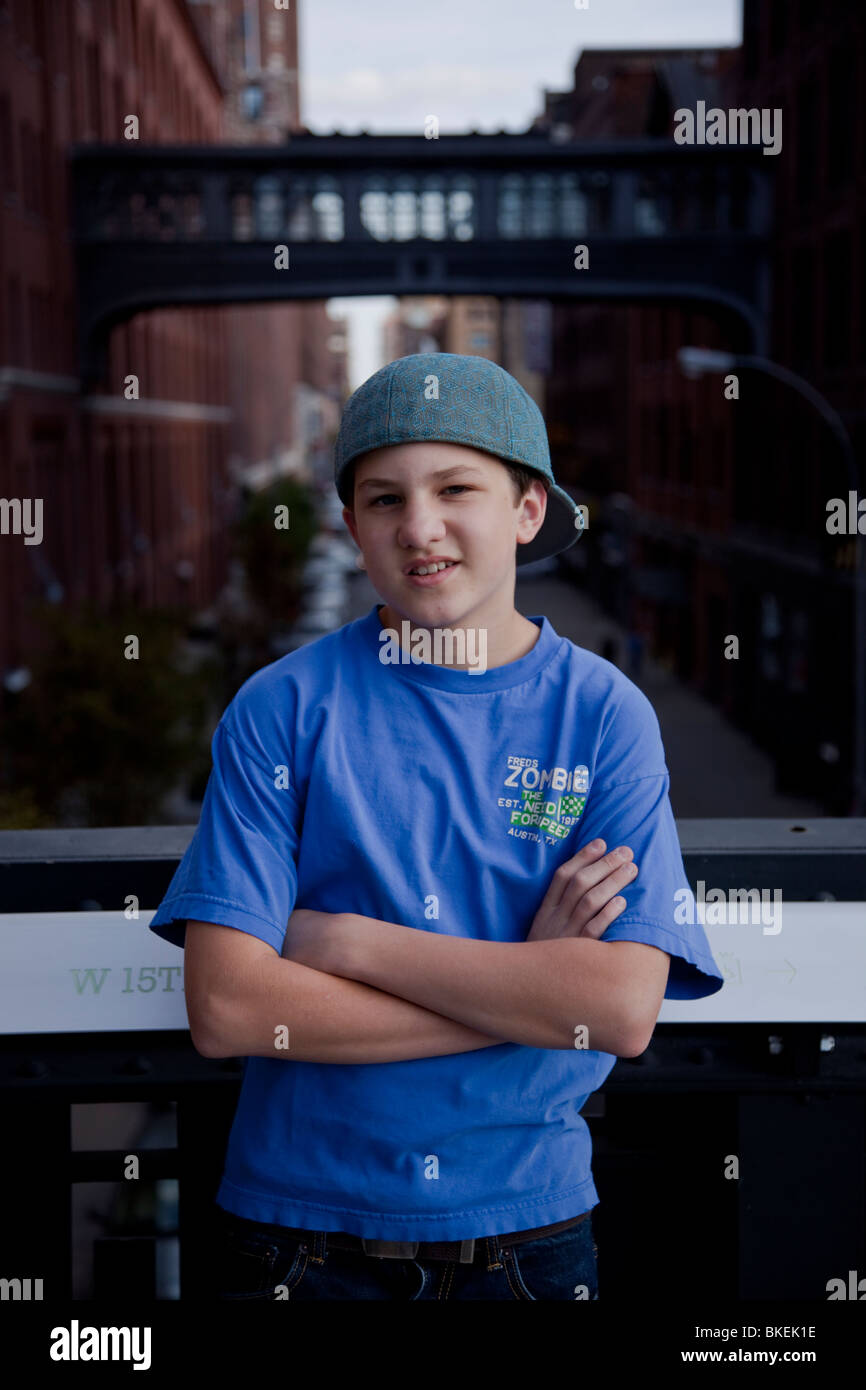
[532, 46, 740, 677]
[531, 10, 864, 810]
[727, 0, 865, 806]
[193, 0, 346, 492]
[0, 0, 345, 677]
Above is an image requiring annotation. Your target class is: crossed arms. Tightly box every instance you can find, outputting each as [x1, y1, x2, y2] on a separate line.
[186, 842, 670, 1064]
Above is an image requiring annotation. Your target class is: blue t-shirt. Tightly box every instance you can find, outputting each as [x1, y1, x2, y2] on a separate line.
[149, 602, 723, 1240]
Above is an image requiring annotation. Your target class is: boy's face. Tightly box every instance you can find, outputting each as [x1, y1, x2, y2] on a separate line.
[341, 441, 547, 629]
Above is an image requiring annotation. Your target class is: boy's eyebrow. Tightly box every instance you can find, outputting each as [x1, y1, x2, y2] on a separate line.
[357, 465, 487, 489]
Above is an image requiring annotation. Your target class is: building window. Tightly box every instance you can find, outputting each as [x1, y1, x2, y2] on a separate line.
[28, 286, 40, 365]
[796, 78, 819, 205]
[32, 0, 46, 61]
[114, 75, 124, 137]
[126, 0, 137, 69]
[743, 1, 760, 81]
[7, 274, 22, 361]
[242, 84, 263, 122]
[20, 121, 32, 210]
[87, 40, 102, 137]
[12, 0, 34, 49]
[769, 0, 788, 55]
[823, 229, 851, 369]
[827, 42, 854, 189]
[1, 95, 14, 194]
[145, 17, 156, 92]
[33, 124, 45, 216]
[791, 245, 814, 370]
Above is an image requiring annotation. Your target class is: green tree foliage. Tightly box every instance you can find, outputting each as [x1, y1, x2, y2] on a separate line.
[0, 787, 52, 829]
[0, 602, 216, 827]
[232, 476, 317, 625]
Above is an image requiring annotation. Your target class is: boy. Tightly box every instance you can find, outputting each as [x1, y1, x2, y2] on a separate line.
[149, 352, 723, 1301]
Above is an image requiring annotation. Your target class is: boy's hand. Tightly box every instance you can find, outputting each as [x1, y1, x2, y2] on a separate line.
[526, 840, 638, 943]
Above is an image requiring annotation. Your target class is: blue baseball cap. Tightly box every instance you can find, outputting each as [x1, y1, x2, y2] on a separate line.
[333, 352, 584, 566]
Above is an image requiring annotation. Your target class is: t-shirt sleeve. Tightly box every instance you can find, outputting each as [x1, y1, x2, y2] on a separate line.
[575, 678, 724, 1000]
[147, 715, 301, 952]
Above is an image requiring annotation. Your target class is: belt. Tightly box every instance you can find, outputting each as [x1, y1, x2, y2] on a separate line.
[278, 1210, 590, 1264]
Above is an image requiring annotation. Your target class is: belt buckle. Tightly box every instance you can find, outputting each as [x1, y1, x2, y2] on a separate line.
[361, 1238, 419, 1259]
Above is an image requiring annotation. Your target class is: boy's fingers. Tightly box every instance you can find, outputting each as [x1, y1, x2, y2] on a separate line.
[554, 846, 635, 916]
[548, 841, 628, 904]
[578, 894, 628, 940]
[548, 840, 605, 894]
[530, 855, 636, 940]
[565, 860, 637, 923]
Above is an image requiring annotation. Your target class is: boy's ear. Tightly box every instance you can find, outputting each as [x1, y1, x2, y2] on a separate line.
[516, 480, 548, 544]
[342, 505, 357, 532]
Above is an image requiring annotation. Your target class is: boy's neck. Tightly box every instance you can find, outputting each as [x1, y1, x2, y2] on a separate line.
[376, 604, 541, 671]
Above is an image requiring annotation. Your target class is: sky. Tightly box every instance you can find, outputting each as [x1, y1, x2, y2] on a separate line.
[300, 0, 743, 387]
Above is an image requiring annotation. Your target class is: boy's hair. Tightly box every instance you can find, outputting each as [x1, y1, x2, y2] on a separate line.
[341, 456, 550, 510]
[504, 462, 551, 504]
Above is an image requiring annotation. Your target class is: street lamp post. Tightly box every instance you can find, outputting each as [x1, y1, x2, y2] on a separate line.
[677, 346, 865, 816]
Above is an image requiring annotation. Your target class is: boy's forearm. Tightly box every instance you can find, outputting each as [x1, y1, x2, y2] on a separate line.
[212, 953, 509, 1063]
[340, 915, 630, 1053]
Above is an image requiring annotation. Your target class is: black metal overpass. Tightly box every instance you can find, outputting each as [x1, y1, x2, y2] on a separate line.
[71, 133, 774, 387]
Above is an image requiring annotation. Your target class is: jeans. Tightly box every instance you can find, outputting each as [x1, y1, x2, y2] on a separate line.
[212, 1204, 599, 1301]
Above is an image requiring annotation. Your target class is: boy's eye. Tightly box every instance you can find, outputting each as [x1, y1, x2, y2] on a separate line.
[369, 485, 471, 507]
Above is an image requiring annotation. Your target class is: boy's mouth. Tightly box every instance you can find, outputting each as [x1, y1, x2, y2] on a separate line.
[404, 560, 460, 585]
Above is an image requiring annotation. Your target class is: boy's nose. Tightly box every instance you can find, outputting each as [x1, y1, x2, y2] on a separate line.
[396, 503, 447, 548]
